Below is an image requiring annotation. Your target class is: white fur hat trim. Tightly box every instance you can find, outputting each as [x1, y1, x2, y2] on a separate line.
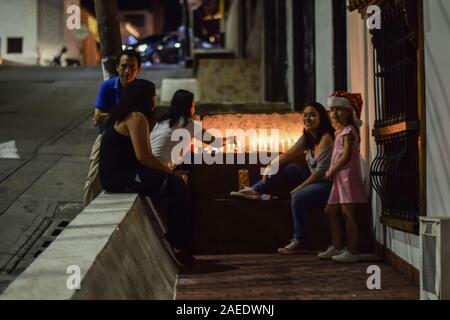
[327, 96, 353, 110]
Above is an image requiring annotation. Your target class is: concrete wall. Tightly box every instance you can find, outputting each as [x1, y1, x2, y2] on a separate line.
[0, 194, 178, 300]
[424, 0, 450, 219]
[63, 0, 83, 63]
[0, 0, 39, 65]
[224, 0, 240, 55]
[315, 0, 333, 104]
[197, 59, 261, 103]
[38, 0, 65, 65]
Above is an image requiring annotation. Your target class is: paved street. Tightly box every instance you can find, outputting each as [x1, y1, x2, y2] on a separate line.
[0, 65, 192, 293]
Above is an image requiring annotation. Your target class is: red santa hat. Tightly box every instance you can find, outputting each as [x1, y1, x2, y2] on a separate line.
[327, 91, 364, 127]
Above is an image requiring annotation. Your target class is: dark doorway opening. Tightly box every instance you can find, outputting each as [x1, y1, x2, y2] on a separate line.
[292, 0, 316, 111]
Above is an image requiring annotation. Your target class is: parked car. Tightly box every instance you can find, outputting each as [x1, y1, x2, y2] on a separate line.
[130, 33, 181, 65]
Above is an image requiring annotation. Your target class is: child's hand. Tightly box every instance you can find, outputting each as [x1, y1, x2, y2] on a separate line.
[325, 170, 333, 180]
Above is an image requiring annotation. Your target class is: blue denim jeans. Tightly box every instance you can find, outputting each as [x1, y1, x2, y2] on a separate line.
[252, 163, 332, 240]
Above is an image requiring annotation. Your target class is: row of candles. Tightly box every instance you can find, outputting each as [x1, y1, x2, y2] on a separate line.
[191, 135, 302, 154]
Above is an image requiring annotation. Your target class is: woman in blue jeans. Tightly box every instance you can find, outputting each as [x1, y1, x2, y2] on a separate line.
[233, 102, 335, 254]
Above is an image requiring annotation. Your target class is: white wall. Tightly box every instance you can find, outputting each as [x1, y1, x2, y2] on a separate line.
[0, 0, 39, 65]
[38, 0, 65, 65]
[315, 0, 333, 105]
[63, 0, 83, 63]
[424, 0, 450, 219]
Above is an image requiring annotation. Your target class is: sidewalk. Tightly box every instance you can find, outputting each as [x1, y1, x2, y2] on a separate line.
[176, 254, 418, 300]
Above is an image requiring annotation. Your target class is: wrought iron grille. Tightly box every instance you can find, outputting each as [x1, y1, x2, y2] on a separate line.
[368, 0, 421, 233]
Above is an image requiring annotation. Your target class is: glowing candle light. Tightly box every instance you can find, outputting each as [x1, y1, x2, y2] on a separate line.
[237, 140, 242, 153]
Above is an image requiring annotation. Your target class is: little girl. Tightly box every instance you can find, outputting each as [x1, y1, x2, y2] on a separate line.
[318, 91, 368, 263]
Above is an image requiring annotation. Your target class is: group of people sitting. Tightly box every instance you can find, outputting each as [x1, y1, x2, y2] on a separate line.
[84, 49, 368, 267]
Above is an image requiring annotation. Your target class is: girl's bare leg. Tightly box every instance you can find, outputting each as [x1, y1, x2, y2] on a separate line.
[341, 204, 359, 254]
[325, 204, 345, 250]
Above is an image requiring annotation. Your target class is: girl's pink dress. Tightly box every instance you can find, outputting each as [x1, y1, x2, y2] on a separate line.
[328, 125, 367, 204]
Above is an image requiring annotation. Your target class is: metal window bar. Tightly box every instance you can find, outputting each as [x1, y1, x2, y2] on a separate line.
[369, 0, 420, 233]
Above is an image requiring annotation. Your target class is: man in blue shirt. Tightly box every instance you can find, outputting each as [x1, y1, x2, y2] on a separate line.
[92, 49, 143, 128]
[84, 49, 144, 206]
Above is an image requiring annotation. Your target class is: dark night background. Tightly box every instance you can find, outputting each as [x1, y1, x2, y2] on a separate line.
[81, 0, 182, 32]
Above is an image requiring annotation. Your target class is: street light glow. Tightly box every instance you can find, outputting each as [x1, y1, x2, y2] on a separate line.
[137, 44, 148, 53]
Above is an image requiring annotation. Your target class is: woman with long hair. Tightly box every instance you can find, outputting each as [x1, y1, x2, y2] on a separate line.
[99, 80, 195, 266]
[151, 89, 197, 166]
[151, 89, 223, 166]
[231, 102, 335, 255]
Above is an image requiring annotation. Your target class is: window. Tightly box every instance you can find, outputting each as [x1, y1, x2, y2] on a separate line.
[7, 38, 23, 54]
[350, 0, 425, 234]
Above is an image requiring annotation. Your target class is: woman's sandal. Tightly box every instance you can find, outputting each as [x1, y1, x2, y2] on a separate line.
[230, 188, 277, 201]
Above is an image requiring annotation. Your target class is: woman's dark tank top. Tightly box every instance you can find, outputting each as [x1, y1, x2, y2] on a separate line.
[99, 125, 139, 192]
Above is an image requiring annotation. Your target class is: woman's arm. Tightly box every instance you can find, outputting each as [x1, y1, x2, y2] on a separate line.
[278, 138, 306, 166]
[326, 133, 354, 179]
[290, 134, 334, 194]
[126, 113, 173, 175]
[93, 108, 109, 126]
[262, 137, 306, 181]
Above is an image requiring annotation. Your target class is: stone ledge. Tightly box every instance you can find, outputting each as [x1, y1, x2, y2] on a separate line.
[0, 193, 177, 300]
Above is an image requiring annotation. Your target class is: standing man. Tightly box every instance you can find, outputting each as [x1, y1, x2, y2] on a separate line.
[84, 49, 144, 206]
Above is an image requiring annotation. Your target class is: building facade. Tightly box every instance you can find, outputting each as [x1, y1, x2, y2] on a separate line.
[0, 0, 99, 66]
[219, 0, 449, 284]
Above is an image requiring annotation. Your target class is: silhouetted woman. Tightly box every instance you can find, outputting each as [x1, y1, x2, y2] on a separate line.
[99, 79, 194, 266]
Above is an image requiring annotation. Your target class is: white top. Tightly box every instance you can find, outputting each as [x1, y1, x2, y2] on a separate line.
[150, 118, 198, 165]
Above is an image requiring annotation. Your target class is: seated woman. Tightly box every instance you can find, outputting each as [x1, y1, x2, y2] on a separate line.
[231, 102, 335, 255]
[151, 89, 224, 166]
[98, 79, 195, 266]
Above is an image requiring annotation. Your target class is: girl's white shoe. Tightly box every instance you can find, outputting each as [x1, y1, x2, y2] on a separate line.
[332, 250, 360, 263]
[317, 246, 344, 260]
